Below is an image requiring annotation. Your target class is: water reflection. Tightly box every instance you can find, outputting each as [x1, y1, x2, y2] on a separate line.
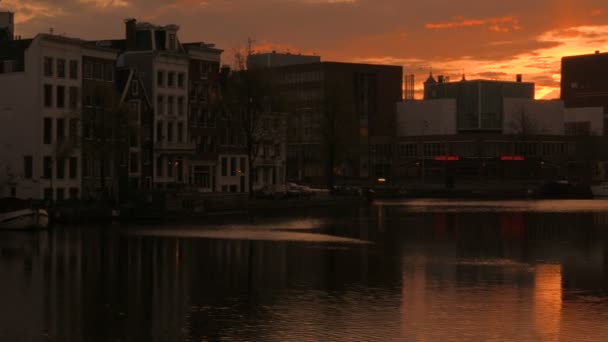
[2, 202, 608, 340]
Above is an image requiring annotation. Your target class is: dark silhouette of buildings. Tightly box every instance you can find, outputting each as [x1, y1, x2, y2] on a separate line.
[257, 61, 402, 186]
[561, 51, 608, 134]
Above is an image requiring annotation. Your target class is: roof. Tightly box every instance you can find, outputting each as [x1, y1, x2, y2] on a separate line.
[183, 42, 223, 53]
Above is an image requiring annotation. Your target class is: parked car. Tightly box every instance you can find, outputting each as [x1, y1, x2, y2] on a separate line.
[256, 185, 288, 199]
[286, 183, 314, 198]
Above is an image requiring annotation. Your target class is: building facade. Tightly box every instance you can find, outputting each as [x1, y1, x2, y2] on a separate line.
[183, 42, 223, 192]
[264, 62, 402, 186]
[0, 33, 117, 200]
[561, 51, 608, 135]
[424, 74, 534, 132]
[393, 91, 605, 183]
[114, 19, 193, 189]
[247, 51, 320, 70]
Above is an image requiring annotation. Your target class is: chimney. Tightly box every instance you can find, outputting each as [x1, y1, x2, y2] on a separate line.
[125, 18, 137, 51]
[438, 75, 444, 83]
[596, 50, 600, 54]
[516, 74, 522, 82]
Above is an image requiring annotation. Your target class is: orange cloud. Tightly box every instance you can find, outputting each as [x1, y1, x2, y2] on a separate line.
[426, 16, 522, 33]
[2, 0, 65, 23]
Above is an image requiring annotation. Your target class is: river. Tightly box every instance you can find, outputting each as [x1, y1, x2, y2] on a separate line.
[2, 200, 608, 341]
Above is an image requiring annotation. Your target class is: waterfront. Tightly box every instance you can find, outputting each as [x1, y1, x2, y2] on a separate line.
[3, 200, 608, 341]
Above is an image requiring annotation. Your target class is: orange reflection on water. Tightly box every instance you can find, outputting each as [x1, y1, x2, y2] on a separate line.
[534, 264, 563, 342]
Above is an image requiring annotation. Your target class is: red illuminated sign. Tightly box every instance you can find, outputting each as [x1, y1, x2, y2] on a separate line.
[434, 156, 460, 161]
[500, 155, 525, 161]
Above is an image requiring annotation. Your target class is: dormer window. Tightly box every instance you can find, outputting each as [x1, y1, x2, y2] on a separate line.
[169, 33, 176, 50]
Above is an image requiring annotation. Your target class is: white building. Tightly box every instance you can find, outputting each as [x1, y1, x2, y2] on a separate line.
[0, 32, 117, 200]
[397, 98, 604, 137]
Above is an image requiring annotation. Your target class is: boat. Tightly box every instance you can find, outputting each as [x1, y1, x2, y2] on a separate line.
[0, 198, 49, 230]
[592, 182, 608, 198]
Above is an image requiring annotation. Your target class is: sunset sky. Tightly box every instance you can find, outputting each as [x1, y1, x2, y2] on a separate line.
[5, 0, 608, 99]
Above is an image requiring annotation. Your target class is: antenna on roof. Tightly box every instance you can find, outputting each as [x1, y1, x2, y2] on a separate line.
[247, 37, 255, 57]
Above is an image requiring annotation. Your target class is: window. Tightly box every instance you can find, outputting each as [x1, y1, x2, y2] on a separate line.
[56, 188, 65, 201]
[56, 118, 65, 142]
[56, 86, 65, 108]
[44, 57, 53, 77]
[221, 157, 227, 176]
[177, 122, 183, 142]
[157, 95, 164, 115]
[130, 101, 139, 120]
[69, 87, 78, 109]
[230, 157, 236, 176]
[156, 121, 163, 141]
[24, 156, 33, 179]
[169, 34, 176, 50]
[157, 71, 164, 87]
[167, 160, 174, 177]
[84, 62, 92, 79]
[69, 157, 77, 179]
[57, 59, 65, 78]
[82, 155, 90, 177]
[156, 157, 164, 177]
[177, 97, 184, 116]
[43, 118, 52, 144]
[56, 159, 65, 179]
[43, 156, 52, 178]
[69, 60, 78, 79]
[130, 152, 139, 173]
[168, 72, 175, 87]
[129, 127, 139, 148]
[167, 96, 174, 115]
[69, 188, 79, 199]
[104, 64, 114, 81]
[167, 122, 173, 142]
[178, 73, 185, 88]
[44, 188, 53, 201]
[92, 63, 102, 79]
[44, 84, 53, 107]
[240, 157, 246, 175]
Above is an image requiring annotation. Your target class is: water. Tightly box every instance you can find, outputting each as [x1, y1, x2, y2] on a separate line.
[3, 200, 608, 341]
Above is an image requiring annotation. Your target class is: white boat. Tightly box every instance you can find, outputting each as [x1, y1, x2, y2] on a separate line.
[0, 198, 49, 230]
[592, 183, 608, 198]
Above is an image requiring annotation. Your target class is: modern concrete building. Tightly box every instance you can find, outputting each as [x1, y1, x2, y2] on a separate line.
[0, 33, 118, 200]
[561, 51, 608, 134]
[392, 85, 605, 183]
[264, 62, 403, 186]
[424, 74, 534, 131]
[247, 51, 320, 70]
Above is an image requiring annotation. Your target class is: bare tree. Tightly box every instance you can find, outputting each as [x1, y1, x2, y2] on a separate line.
[82, 83, 130, 200]
[222, 53, 279, 198]
[508, 106, 537, 138]
[320, 81, 348, 190]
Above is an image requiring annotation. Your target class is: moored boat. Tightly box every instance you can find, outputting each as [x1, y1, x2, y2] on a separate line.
[0, 198, 49, 230]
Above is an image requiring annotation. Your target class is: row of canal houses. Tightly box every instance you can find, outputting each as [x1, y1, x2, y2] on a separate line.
[0, 14, 287, 201]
